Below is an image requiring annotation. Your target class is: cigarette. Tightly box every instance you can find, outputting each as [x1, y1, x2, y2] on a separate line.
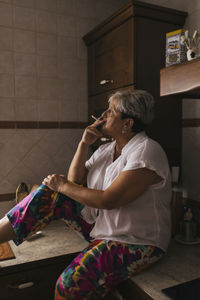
[91, 114, 98, 121]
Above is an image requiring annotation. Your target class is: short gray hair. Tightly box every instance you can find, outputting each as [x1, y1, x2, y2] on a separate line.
[108, 89, 155, 125]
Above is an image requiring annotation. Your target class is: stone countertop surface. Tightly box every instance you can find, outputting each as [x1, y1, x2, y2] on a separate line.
[132, 240, 200, 299]
[1, 221, 200, 300]
[0, 220, 88, 269]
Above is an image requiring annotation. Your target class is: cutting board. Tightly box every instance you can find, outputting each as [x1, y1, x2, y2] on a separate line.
[0, 242, 15, 261]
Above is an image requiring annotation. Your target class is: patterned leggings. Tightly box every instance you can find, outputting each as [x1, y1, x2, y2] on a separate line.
[7, 184, 165, 300]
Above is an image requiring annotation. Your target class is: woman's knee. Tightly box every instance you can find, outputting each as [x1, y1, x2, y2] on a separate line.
[54, 269, 102, 300]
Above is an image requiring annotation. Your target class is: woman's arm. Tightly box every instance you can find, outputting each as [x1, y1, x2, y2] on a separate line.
[67, 119, 105, 185]
[43, 168, 162, 209]
[67, 141, 89, 185]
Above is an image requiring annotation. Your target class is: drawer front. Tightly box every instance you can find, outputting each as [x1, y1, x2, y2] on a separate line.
[88, 18, 134, 95]
[0, 262, 67, 300]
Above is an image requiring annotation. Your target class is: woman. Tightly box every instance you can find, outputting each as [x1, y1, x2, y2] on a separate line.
[0, 90, 171, 300]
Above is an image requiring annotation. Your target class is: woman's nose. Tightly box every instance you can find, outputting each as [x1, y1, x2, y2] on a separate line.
[101, 110, 107, 118]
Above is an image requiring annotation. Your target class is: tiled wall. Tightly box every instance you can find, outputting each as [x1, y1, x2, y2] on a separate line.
[0, 0, 128, 206]
[2, 0, 200, 207]
[182, 99, 200, 201]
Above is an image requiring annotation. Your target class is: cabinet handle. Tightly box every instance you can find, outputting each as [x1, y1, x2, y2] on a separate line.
[8, 281, 34, 289]
[99, 79, 114, 85]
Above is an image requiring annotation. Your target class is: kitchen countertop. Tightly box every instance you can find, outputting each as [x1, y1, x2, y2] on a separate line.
[0, 220, 88, 269]
[132, 239, 200, 299]
[1, 220, 200, 300]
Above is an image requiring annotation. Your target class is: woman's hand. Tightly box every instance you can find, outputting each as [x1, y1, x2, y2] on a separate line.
[42, 174, 67, 193]
[81, 119, 105, 145]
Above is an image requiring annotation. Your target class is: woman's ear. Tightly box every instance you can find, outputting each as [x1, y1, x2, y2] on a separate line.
[123, 118, 134, 130]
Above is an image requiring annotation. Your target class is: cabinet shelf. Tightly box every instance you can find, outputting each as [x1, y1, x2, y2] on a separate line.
[160, 57, 200, 97]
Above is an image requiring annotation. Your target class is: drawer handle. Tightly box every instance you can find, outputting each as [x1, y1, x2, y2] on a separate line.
[8, 281, 34, 289]
[99, 79, 114, 85]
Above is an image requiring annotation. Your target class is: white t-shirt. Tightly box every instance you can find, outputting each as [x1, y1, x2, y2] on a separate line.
[82, 131, 172, 252]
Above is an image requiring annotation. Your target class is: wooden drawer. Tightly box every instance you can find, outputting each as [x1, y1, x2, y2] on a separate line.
[88, 18, 134, 95]
[0, 254, 77, 300]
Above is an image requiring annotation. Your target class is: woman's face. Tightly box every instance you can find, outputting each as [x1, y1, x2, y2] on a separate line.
[100, 99, 125, 136]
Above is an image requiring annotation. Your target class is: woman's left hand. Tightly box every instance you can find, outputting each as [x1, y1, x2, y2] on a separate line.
[42, 174, 67, 192]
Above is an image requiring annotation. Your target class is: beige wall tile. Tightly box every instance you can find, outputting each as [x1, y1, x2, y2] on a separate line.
[0, 0, 12, 3]
[77, 82, 88, 121]
[182, 128, 200, 202]
[182, 98, 200, 119]
[36, 11, 57, 34]
[20, 144, 52, 182]
[0, 27, 12, 51]
[15, 98, 38, 121]
[57, 58, 86, 81]
[0, 98, 15, 120]
[38, 78, 60, 100]
[20, 128, 46, 143]
[15, 75, 37, 98]
[37, 32, 57, 56]
[57, 36, 77, 58]
[0, 129, 16, 149]
[0, 141, 20, 177]
[0, 196, 15, 218]
[59, 99, 79, 121]
[36, 0, 56, 13]
[57, 15, 77, 37]
[38, 130, 67, 157]
[38, 99, 58, 121]
[0, 51, 13, 74]
[59, 79, 78, 100]
[76, 18, 97, 37]
[5, 131, 40, 161]
[0, 2, 12, 27]
[160, 0, 188, 13]
[13, 0, 36, 9]
[52, 130, 84, 172]
[37, 55, 57, 77]
[14, 29, 36, 53]
[6, 161, 38, 188]
[0, 178, 14, 194]
[77, 39, 87, 60]
[78, 99, 88, 122]
[75, 0, 96, 18]
[15, 53, 36, 75]
[0, 74, 14, 97]
[57, 0, 76, 16]
[14, 6, 36, 31]
[185, 9, 200, 33]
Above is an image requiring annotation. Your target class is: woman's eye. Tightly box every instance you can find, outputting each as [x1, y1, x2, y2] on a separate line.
[108, 110, 113, 115]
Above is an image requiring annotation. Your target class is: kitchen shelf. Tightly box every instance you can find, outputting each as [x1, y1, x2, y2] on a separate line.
[160, 57, 200, 97]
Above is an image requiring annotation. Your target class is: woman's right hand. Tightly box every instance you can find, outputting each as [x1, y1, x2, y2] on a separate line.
[81, 119, 105, 145]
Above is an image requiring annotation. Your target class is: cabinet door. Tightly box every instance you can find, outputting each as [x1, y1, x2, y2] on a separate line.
[0, 261, 69, 300]
[88, 18, 134, 96]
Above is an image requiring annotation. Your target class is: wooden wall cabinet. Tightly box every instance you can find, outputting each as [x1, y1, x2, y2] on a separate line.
[83, 0, 187, 166]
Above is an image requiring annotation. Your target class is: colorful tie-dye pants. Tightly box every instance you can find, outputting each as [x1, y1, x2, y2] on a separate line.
[7, 184, 165, 300]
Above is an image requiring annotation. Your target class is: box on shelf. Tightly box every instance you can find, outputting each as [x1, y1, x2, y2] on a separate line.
[166, 29, 187, 67]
